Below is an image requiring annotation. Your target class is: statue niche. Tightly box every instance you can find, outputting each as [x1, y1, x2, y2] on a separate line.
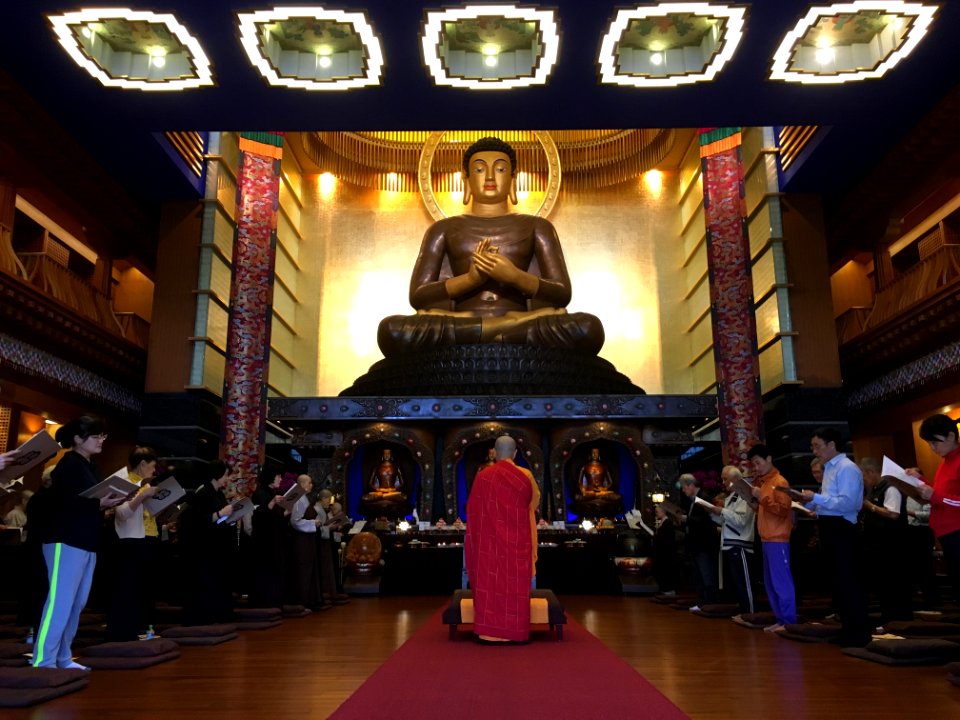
[358, 447, 410, 519]
[570, 447, 622, 518]
[343, 136, 641, 396]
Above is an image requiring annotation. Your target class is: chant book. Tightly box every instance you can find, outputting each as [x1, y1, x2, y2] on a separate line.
[0, 430, 60, 485]
[276, 482, 307, 511]
[79, 472, 140, 500]
[142, 477, 186, 515]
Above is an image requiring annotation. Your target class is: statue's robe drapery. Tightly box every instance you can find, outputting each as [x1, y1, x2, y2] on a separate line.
[465, 460, 537, 641]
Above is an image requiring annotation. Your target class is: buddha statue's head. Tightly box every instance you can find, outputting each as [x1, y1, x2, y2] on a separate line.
[461, 136, 518, 209]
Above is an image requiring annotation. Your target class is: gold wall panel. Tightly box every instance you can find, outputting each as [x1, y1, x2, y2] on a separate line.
[299, 169, 679, 395]
[212, 211, 234, 261]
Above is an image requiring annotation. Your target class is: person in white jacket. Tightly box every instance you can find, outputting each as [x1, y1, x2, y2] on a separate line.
[704, 466, 757, 621]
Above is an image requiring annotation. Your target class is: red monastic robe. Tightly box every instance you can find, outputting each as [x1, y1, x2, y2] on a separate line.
[465, 460, 535, 641]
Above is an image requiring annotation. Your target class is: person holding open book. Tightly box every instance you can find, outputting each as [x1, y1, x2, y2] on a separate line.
[917, 414, 960, 604]
[250, 464, 289, 609]
[859, 456, 911, 628]
[180, 460, 236, 625]
[105, 447, 160, 642]
[800, 428, 869, 647]
[748, 444, 797, 632]
[32, 415, 127, 670]
[679, 473, 719, 610]
[710, 466, 757, 621]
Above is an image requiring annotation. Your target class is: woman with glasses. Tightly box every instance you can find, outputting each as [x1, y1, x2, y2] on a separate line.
[32, 415, 126, 670]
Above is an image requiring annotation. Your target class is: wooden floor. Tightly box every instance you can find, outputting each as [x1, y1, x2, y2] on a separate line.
[7, 595, 960, 719]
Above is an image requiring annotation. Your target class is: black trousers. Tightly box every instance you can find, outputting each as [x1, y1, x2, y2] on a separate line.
[940, 528, 960, 605]
[818, 516, 870, 645]
[723, 547, 755, 614]
[906, 525, 940, 607]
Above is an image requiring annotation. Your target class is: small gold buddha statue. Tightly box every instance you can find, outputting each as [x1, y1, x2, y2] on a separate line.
[359, 448, 409, 518]
[572, 448, 622, 517]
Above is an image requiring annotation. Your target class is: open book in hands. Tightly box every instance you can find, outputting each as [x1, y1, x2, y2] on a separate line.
[774, 485, 805, 502]
[79, 468, 140, 500]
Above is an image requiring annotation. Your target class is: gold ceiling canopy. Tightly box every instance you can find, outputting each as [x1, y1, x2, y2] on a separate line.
[297, 129, 676, 192]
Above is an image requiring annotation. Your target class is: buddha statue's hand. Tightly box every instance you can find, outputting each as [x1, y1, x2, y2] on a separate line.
[473, 250, 538, 296]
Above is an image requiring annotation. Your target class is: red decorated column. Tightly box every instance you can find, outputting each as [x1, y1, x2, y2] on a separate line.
[221, 132, 283, 495]
[698, 128, 764, 468]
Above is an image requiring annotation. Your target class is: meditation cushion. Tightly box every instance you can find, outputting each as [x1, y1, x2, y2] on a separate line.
[843, 638, 960, 666]
[0, 643, 30, 667]
[668, 598, 700, 610]
[692, 604, 739, 618]
[651, 594, 692, 605]
[779, 623, 841, 643]
[283, 605, 311, 618]
[0, 667, 89, 708]
[884, 621, 960, 638]
[0, 626, 27, 640]
[234, 608, 283, 630]
[736, 612, 777, 629]
[160, 624, 238, 646]
[79, 639, 181, 669]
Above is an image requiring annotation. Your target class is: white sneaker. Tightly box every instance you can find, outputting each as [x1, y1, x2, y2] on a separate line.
[689, 605, 701, 613]
[763, 623, 785, 633]
[58, 661, 90, 671]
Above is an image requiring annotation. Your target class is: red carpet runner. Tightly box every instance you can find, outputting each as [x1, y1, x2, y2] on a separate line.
[330, 608, 689, 719]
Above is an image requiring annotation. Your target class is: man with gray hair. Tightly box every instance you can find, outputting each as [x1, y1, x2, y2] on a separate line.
[465, 435, 541, 642]
[860, 455, 910, 628]
[709, 466, 757, 621]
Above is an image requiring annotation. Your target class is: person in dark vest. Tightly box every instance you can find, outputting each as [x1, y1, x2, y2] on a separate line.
[679, 473, 720, 610]
[860, 456, 912, 628]
[250, 464, 289, 609]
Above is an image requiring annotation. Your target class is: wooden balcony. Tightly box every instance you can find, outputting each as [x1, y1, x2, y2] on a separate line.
[0, 247, 147, 391]
[839, 245, 960, 375]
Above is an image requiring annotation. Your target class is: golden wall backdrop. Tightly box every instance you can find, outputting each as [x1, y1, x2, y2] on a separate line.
[289, 131, 694, 396]
[297, 166, 683, 396]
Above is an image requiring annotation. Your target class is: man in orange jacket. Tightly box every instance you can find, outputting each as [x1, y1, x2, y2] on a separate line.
[749, 443, 796, 632]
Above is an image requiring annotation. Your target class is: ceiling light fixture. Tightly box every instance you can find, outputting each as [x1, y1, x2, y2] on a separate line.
[770, 1, 938, 84]
[48, 8, 214, 91]
[237, 7, 384, 90]
[421, 5, 560, 90]
[598, 3, 748, 87]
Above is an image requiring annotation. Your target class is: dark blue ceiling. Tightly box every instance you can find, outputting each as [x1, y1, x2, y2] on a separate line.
[2, 1, 959, 203]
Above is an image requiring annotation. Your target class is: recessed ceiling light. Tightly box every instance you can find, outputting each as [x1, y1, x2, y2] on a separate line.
[48, 8, 214, 91]
[770, 1, 938, 84]
[237, 7, 384, 90]
[598, 3, 748, 88]
[420, 5, 560, 90]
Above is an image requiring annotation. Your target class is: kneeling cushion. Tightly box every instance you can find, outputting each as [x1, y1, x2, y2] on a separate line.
[692, 604, 740, 619]
[884, 621, 960, 638]
[843, 638, 960, 666]
[79, 639, 181, 669]
[283, 605, 311, 618]
[160, 625, 238, 646]
[779, 623, 840, 643]
[0, 667, 89, 708]
[737, 612, 777, 629]
[0, 643, 30, 667]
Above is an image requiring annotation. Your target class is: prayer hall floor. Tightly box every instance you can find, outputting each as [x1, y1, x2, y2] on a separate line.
[6, 595, 957, 719]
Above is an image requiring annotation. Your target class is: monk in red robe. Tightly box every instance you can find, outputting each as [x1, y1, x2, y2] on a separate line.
[465, 435, 541, 642]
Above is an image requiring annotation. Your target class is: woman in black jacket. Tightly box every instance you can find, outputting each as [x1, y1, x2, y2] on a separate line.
[32, 415, 126, 669]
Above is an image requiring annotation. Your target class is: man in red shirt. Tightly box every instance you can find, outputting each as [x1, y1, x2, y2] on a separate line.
[918, 414, 960, 603]
[465, 435, 540, 642]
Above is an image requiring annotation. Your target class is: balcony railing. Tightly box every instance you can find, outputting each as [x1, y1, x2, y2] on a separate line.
[0, 251, 148, 350]
[839, 245, 960, 344]
[835, 306, 872, 345]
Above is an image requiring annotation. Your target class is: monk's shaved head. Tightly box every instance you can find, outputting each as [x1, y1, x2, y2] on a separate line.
[494, 435, 516, 460]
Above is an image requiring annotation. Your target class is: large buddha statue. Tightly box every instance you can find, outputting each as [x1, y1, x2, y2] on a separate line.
[359, 448, 409, 518]
[377, 137, 604, 357]
[572, 447, 622, 518]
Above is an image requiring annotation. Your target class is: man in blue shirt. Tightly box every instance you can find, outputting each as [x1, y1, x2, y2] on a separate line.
[800, 427, 870, 647]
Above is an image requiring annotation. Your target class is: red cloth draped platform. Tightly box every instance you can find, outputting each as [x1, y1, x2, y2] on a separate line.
[329, 608, 689, 719]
